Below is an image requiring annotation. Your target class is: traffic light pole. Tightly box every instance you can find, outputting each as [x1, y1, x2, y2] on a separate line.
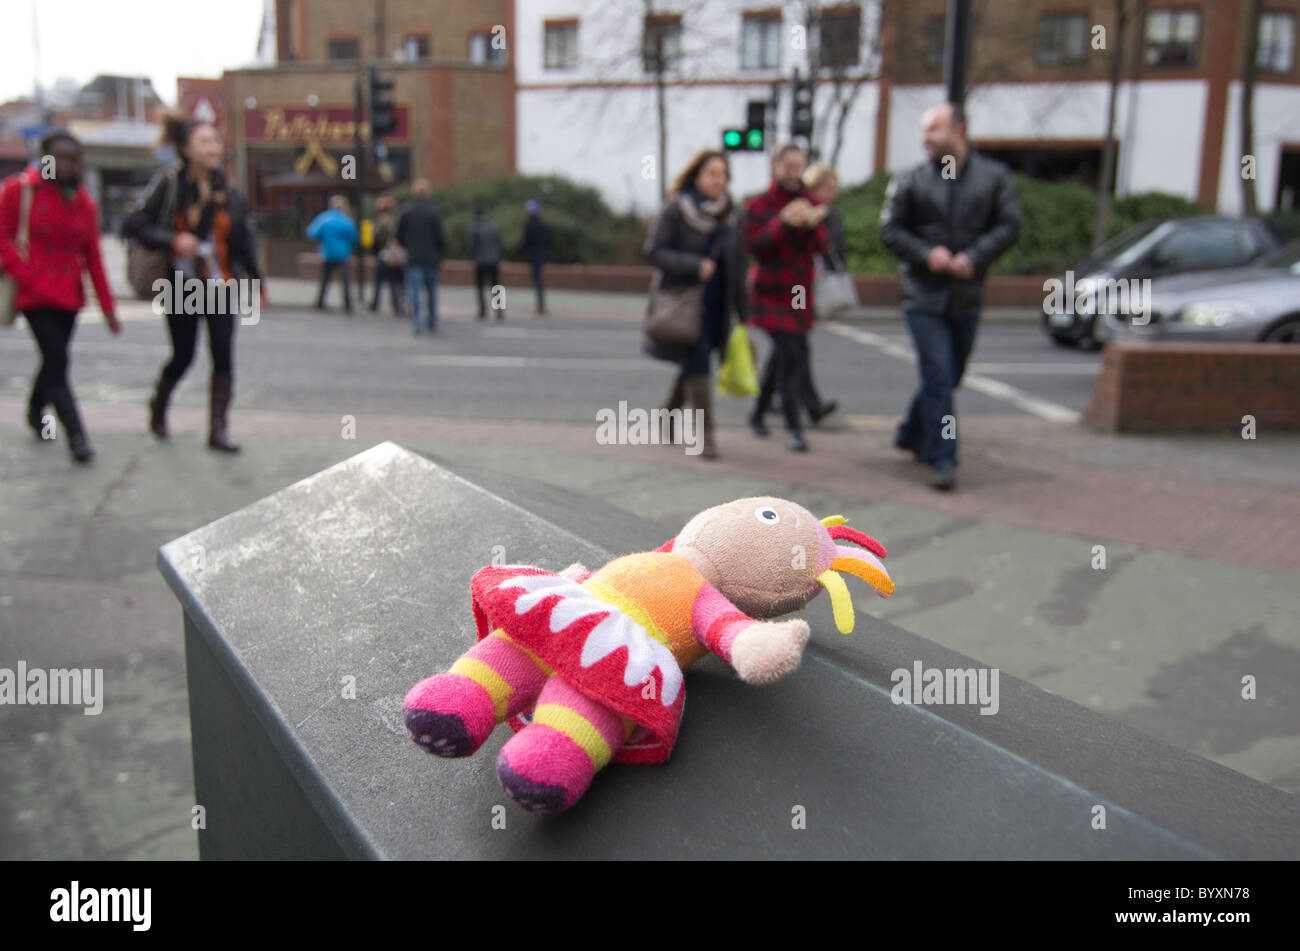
[944, 0, 974, 108]
[353, 76, 366, 302]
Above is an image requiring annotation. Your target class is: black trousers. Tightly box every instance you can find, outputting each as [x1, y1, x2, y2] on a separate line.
[317, 259, 353, 311]
[757, 332, 826, 419]
[161, 312, 235, 382]
[370, 262, 405, 313]
[754, 330, 813, 433]
[475, 263, 502, 316]
[25, 308, 85, 438]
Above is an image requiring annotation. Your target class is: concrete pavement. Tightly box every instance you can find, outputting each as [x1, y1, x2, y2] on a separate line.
[0, 249, 1296, 860]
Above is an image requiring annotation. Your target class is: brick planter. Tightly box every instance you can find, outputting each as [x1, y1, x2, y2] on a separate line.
[1083, 342, 1300, 433]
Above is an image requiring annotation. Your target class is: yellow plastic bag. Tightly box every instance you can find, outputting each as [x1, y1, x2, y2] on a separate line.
[717, 324, 759, 398]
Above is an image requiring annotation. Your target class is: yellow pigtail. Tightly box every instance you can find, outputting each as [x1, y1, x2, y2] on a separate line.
[816, 569, 855, 634]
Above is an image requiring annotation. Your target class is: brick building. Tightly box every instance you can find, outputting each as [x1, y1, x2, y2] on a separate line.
[194, 0, 514, 257]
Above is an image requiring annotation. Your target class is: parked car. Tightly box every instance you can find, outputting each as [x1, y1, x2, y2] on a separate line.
[1104, 239, 1300, 343]
[1041, 216, 1281, 349]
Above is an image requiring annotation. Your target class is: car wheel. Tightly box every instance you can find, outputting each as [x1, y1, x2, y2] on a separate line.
[1077, 316, 1104, 351]
[1262, 318, 1300, 343]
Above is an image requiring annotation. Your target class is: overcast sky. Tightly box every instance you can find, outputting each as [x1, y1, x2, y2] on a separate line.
[1, 0, 266, 107]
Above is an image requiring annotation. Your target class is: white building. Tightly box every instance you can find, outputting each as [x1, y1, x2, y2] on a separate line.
[512, 0, 1300, 217]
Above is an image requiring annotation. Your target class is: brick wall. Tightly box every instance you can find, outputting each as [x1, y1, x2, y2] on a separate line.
[1083, 342, 1300, 433]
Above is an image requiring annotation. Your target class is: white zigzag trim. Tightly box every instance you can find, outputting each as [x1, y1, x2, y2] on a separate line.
[496, 574, 683, 706]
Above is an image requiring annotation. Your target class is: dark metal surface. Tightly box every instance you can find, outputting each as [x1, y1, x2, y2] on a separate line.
[159, 442, 1300, 859]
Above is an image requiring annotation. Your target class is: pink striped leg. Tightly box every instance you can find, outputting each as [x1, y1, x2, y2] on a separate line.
[495, 675, 633, 816]
[403, 629, 550, 757]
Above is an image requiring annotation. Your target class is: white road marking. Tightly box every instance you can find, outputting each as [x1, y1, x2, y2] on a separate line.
[825, 322, 1083, 423]
[969, 362, 1099, 375]
[410, 355, 659, 370]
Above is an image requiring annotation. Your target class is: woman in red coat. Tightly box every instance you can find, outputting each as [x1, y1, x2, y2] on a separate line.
[0, 131, 119, 463]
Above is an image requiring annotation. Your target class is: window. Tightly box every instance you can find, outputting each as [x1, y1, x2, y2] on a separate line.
[469, 31, 506, 64]
[328, 37, 360, 61]
[1143, 9, 1200, 67]
[741, 12, 781, 70]
[1156, 221, 1244, 272]
[1258, 12, 1296, 72]
[404, 34, 430, 61]
[544, 20, 579, 70]
[643, 14, 683, 72]
[820, 5, 862, 69]
[1037, 13, 1088, 65]
[924, 15, 945, 68]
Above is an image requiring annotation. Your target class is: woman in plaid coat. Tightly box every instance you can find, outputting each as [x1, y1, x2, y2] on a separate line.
[743, 143, 828, 452]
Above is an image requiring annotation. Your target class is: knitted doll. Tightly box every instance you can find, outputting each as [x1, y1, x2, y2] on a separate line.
[403, 496, 894, 815]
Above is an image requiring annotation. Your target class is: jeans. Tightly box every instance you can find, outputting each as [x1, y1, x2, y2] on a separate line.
[753, 330, 812, 433]
[371, 262, 406, 314]
[897, 309, 981, 467]
[406, 264, 440, 331]
[25, 309, 84, 438]
[529, 255, 546, 312]
[316, 258, 353, 311]
[162, 311, 235, 381]
[475, 263, 502, 317]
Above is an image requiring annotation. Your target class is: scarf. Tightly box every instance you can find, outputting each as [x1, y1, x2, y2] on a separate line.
[679, 187, 732, 234]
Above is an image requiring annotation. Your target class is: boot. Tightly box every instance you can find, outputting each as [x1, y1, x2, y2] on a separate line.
[683, 376, 718, 460]
[47, 382, 91, 463]
[660, 376, 685, 445]
[149, 371, 180, 439]
[208, 373, 241, 453]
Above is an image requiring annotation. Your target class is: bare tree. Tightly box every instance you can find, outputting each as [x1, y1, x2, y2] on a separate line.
[791, 0, 883, 169]
[1093, 0, 1135, 249]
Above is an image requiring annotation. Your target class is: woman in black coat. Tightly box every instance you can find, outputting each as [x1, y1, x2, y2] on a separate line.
[643, 150, 748, 459]
[125, 114, 264, 452]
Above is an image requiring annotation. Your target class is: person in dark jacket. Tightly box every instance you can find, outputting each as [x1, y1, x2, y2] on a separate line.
[370, 194, 405, 316]
[467, 207, 505, 320]
[125, 114, 265, 453]
[643, 149, 747, 460]
[396, 179, 445, 334]
[743, 142, 829, 453]
[879, 102, 1021, 490]
[520, 199, 550, 315]
[0, 131, 119, 464]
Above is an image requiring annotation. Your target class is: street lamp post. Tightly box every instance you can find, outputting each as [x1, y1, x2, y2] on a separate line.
[943, 0, 974, 108]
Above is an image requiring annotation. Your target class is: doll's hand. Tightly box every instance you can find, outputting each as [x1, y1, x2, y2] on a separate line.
[559, 562, 589, 581]
[730, 618, 811, 685]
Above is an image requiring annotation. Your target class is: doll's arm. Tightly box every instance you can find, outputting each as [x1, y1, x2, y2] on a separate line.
[692, 583, 810, 685]
[559, 563, 592, 582]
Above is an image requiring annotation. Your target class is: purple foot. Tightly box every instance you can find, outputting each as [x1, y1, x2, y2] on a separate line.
[496, 756, 568, 816]
[404, 706, 475, 758]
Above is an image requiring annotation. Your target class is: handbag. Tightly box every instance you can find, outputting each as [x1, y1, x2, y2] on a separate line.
[813, 256, 857, 320]
[717, 324, 759, 398]
[379, 241, 408, 268]
[0, 178, 33, 327]
[126, 169, 179, 299]
[645, 269, 703, 346]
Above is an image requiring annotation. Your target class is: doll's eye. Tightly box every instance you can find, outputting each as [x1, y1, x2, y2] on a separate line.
[755, 507, 780, 525]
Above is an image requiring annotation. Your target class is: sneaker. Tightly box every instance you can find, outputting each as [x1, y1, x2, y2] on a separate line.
[929, 461, 957, 491]
[748, 411, 770, 438]
[787, 432, 808, 452]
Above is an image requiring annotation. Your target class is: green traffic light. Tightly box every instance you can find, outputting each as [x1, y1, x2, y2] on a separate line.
[746, 129, 764, 150]
[723, 130, 742, 148]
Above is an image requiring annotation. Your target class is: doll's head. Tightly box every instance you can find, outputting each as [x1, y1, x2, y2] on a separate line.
[670, 496, 893, 630]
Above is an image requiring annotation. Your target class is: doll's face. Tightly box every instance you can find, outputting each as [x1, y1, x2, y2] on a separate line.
[673, 497, 835, 619]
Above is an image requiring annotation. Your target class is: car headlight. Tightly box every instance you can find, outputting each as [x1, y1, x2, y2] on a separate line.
[1175, 300, 1258, 327]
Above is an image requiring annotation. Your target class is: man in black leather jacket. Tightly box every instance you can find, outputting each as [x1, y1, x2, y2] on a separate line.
[879, 101, 1020, 490]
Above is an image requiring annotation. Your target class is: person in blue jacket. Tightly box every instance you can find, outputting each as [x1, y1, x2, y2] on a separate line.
[308, 194, 359, 314]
